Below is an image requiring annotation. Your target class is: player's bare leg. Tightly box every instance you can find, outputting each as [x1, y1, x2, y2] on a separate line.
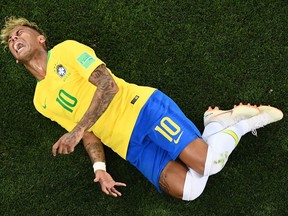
[159, 160, 188, 199]
[179, 138, 208, 174]
[160, 105, 283, 200]
[159, 138, 210, 200]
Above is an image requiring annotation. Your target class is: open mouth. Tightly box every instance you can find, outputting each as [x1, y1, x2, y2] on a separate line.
[14, 41, 25, 53]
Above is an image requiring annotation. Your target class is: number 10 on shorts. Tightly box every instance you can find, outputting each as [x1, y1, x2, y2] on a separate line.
[154, 117, 183, 144]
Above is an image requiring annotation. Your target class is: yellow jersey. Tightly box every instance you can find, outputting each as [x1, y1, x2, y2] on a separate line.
[34, 40, 155, 159]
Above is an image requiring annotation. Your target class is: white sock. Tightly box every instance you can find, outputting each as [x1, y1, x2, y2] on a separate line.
[202, 119, 251, 141]
[182, 168, 209, 201]
[203, 120, 250, 176]
[202, 122, 224, 141]
[183, 120, 252, 201]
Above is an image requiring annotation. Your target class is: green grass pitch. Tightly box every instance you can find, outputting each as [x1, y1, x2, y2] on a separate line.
[0, 0, 287, 215]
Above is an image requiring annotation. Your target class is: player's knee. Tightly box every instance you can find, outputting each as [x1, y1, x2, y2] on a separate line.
[159, 161, 187, 199]
[203, 145, 228, 176]
[179, 138, 208, 175]
[182, 169, 209, 201]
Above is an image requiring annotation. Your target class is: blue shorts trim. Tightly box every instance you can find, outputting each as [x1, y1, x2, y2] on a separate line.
[126, 90, 201, 192]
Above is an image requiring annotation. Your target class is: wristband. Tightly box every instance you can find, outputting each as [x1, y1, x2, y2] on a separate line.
[93, 162, 106, 172]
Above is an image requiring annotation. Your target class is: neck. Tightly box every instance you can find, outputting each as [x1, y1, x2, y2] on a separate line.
[23, 49, 48, 81]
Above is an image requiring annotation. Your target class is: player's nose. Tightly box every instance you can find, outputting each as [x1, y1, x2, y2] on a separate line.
[9, 35, 19, 43]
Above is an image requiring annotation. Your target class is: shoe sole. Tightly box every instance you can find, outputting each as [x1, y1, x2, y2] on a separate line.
[204, 103, 260, 127]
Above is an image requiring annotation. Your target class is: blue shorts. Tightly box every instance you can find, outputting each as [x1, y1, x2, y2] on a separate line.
[126, 90, 201, 192]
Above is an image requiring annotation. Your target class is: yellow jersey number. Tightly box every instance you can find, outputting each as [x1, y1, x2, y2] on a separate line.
[155, 117, 183, 144]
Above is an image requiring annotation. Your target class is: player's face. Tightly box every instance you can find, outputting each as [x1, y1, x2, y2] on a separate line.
[8, 26, 45, 63]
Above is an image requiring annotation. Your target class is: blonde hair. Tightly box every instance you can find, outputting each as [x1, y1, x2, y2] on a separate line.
[0, 16, 46, 49]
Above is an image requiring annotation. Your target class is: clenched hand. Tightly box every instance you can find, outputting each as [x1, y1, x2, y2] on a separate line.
[52, 130, 83, 156]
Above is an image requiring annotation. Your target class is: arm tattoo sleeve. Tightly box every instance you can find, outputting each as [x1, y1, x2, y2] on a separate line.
[74, 64, 118, 133]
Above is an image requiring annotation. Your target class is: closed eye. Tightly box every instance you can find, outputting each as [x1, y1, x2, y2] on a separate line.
[16, 29, 23, 36]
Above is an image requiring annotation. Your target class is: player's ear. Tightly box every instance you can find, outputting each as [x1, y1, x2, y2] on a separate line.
[38, 35, 46, 44]
[38, 35, 47, 50]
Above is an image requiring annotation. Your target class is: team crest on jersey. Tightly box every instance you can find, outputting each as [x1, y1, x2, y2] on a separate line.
[56, 65, 67, 77]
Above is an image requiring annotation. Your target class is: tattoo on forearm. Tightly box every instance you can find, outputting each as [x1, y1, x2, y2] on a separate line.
[84, 141, 105, 163]
[75, 64, 118, 132]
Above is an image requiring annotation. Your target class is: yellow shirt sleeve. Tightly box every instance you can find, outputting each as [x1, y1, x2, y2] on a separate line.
[59, 40, 105, 80]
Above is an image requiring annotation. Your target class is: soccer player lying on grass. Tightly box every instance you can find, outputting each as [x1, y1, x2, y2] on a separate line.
[1, 16, 283, 200]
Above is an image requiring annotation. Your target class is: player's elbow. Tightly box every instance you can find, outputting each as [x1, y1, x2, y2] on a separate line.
[112, 82, 119, 94]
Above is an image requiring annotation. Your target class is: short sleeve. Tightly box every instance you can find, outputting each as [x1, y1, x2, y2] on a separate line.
[57, 40, 106, 80]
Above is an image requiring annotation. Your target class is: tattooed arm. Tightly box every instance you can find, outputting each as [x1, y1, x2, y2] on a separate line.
[52, 64, 118, 156]
[82, 131, 106, 164]
[82, 131, 126, 197]
[77, 64, 119, 132]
